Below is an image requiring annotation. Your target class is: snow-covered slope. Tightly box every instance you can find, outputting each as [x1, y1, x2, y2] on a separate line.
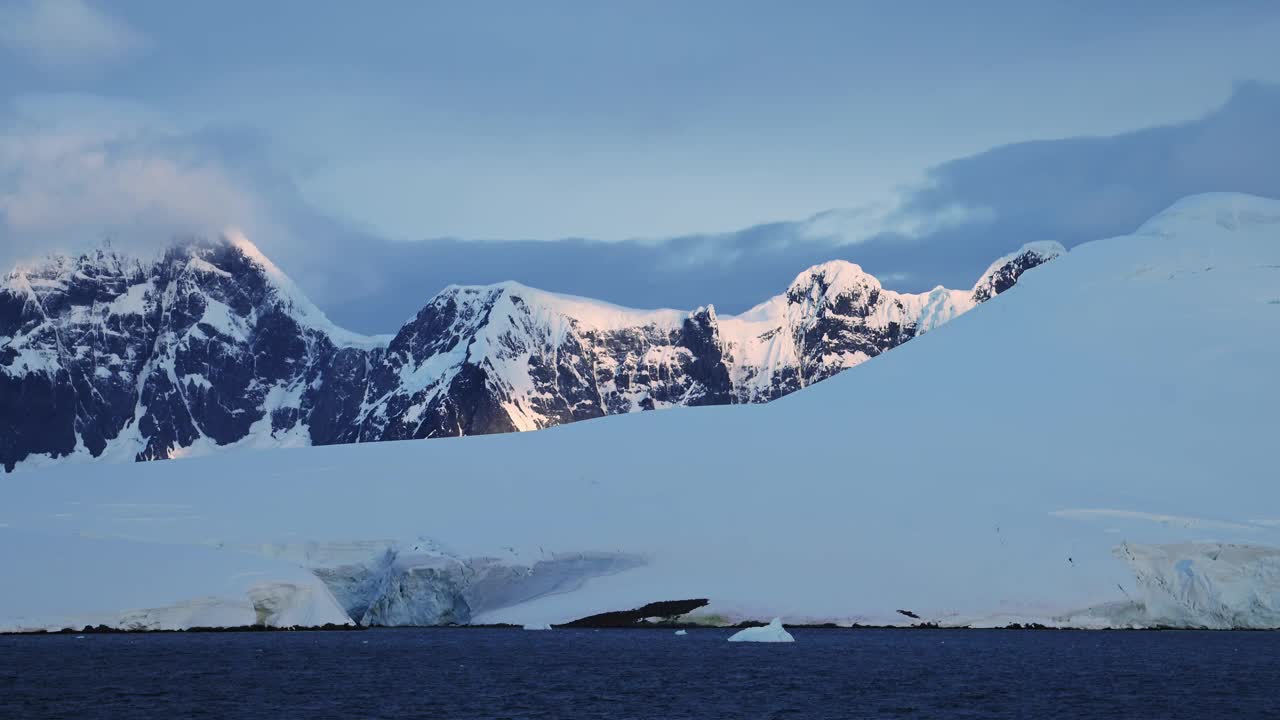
[2, 193, 1275, 630]
[1, 234, 1058, 470]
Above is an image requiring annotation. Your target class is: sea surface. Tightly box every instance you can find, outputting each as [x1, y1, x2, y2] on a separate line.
[2, 628, 1277, 719]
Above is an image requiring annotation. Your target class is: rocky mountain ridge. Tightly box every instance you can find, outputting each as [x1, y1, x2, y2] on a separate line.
[0, 234, 1062, 470]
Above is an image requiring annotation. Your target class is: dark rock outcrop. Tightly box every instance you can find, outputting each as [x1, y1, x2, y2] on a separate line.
[559, 598, 710, 628]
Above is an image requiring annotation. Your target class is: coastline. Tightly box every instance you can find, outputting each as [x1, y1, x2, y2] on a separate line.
[6, 621, 1279, 637]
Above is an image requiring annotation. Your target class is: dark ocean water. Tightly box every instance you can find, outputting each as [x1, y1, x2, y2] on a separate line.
[1, 628, 1277, 719]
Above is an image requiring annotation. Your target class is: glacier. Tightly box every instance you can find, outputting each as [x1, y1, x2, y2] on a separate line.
[0, 529, 351, 633]
[1, 192, 1278, 631]
[1109, 543, 1280, 630]
[249, 539, 645, 626]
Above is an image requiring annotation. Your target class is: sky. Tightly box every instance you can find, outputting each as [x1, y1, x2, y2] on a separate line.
[2, 1, 1279, 332]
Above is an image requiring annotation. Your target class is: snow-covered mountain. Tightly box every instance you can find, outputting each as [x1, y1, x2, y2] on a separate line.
[0, 231, 390, 471]
[0, 235, 1059, 470]
[2, 192, 1276, 632]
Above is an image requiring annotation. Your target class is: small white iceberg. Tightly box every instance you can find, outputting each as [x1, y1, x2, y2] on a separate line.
[727, 618, 794, 643]
[523, 622, 553, 631]
[674, 629, 688, 636]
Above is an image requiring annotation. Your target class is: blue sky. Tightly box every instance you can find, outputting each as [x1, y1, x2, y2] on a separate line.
[2, 1, 1279, 331]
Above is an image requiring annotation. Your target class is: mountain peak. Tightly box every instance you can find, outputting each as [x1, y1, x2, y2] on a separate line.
[1135, 192, 1280, 238]
[2, 243, 147, 307]
[221, 230, 391, 350]
[971, 241, 1065, 302]
[222, 229, 287, 284]
[786, 260, 882, 302]
[429, 279, 690, 333]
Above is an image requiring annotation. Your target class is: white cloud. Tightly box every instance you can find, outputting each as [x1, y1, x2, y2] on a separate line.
[799, 199, 996, 245]
[1050, 509, 1261, 533]
[0, 96, 287, 266]
[0, 0, 145, 69]
[0, 94, 397, 319]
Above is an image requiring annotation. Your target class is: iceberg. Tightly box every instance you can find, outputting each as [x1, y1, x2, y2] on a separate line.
[523, 622, 553, 631]
[675, 629, 688, 635]
[728, 618, 794, 643]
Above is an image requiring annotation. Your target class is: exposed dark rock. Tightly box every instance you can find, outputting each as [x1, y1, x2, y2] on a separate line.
[558, 598, 710, 628]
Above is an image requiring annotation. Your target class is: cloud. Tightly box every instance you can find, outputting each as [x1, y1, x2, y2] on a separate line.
[799, 202, 996, 246]
[1050, 509, 1261, 533]
[0, 92, 988, 332]
[331, 81, 1279, 332]
[896, 80, 1280, 258]
[0, 131, 259, 241]
[0, 94, 403, 321]
[2, 83, 1279, 337]
[0, 96, 292, 266]
[0, 0, 145, 69]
